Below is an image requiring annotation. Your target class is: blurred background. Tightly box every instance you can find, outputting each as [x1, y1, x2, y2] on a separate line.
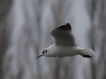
[0, 0, 106, 79]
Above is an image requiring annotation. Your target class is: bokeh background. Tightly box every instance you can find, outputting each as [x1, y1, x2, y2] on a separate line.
[0, 0, 106, 79]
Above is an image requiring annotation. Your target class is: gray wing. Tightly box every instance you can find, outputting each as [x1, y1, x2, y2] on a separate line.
[51, 23, 76, 46]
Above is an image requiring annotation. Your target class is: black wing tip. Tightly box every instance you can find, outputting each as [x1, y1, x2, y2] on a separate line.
[66, 23, 71, 27]
[57, 23, 72, 31]
[66, 23, 72, 29]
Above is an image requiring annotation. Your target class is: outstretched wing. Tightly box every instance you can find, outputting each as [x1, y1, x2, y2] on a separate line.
[51, 23, 76, 46]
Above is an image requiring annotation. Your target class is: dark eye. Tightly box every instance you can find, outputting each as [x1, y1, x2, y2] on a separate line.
[42, 50, 45, 54]
[42, 49, 47, 54]
[45, 50, 47, 53]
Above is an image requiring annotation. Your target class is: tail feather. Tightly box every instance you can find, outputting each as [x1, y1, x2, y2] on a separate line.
[77, 48, 95, 57]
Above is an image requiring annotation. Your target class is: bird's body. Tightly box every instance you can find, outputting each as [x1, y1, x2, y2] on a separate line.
[37, 23, 95, 59]
[44, 44, 80, 57]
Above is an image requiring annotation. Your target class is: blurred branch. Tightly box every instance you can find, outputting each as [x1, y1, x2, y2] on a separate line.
[87, 0, 106, 79]
[0, 0, 13, 22]
[0, 0, 13, 79]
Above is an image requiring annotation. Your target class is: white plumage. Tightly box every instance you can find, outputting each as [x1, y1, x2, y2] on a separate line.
[37, 23, 95, 59]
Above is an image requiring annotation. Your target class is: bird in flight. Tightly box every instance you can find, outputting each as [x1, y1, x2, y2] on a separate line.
[37, 23, 95, 59]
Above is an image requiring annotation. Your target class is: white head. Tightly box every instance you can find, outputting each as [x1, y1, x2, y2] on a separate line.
[37, 49, 47, 59]
[37, 47, 52, 59]
[37, 45, 54, 59]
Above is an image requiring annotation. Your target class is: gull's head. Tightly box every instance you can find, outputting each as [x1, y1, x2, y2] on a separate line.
[37, 45, 55, 59]
[37, 48, 49, 59]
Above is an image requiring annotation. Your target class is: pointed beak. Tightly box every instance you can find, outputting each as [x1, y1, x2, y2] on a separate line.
[37, 54, 43, 59]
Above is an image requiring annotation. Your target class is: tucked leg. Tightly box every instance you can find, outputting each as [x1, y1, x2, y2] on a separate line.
[80, 54, 92, 58]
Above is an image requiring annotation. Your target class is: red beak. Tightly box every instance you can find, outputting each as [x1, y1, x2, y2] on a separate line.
[37, 54, 43, 59]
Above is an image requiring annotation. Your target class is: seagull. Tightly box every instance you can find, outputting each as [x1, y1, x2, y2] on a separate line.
[37, 23, 95, 59]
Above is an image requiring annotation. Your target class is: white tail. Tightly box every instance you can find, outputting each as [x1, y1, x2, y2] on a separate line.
[79, 48, 95, 56]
